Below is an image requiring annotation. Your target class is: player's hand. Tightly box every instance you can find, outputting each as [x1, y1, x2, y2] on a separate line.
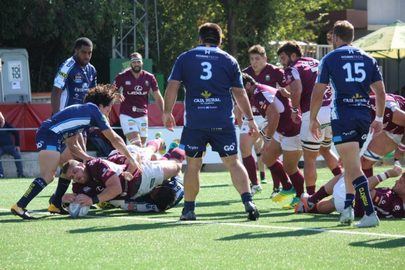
[291, 111, 301, 124]
[127, 156, 142, 173]
[310, 118, 321, 140]
[62, 193, 76, 203]
[248, 120, 260, 139]
[76, 194, 93, 206]
[114, 93, 125, 103]
[121, 171, 134, 181]
[388, 164, 402, 178]
[370, 120, 383, 136]
[162, 112, 175, 131]
[278, 88, 291, 98]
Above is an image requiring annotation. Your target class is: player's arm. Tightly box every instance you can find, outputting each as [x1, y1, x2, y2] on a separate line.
[163, 80, 181, 131]
[65, 134, 93, 161]
[367, 165, 402, 190]
[309, 83, 328, 139]
[96, 174, 123, 203]
[264, 103, 280, 140]
[289, 79, 302, 112]
[51, 86, 63, 115]
[232, 87, 259, 135]
[152, 90, 164, 114]
[392, 108, 405, 127]
[370, 81, 386, 129]
[233, 106, 243, 128]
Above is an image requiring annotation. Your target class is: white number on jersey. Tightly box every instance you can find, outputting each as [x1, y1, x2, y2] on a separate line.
[200, 62, 212, 80]
[342, 62, 366, 82]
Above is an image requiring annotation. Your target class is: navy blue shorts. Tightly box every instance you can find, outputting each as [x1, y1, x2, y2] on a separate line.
[331, 109, 371, 148]
[179, 127, 238, 157]
[36, 127, 64, 152]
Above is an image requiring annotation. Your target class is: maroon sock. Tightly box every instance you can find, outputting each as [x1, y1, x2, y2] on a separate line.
[306, 185, 316, 195]
[331, 166, 342, 176]
[242, 155, 258, 185]
[260, 171, 265, 181]
[308, 186, 329, 205]
[289, 171, 304, 197]
[268, 160, 291, 190]
[362, 167, 373, 178]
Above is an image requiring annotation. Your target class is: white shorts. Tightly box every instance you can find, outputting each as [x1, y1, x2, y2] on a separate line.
[300, 106, 332, 151]
[273, 132, 302, 151]
[332, 175, 346, 214]
[385, 131, 403, 145]
[119, 114, 148, 137]
[132, 161, 165, 199]
[240, 115, 267, 134]
[109, 144, 154, 162]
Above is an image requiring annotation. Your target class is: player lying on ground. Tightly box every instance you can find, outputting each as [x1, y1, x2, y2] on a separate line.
[11, 85, 140, 219]
[295, 165, 404, 221]
[61, 155, 181, 211]
[362, 93, 405, 177]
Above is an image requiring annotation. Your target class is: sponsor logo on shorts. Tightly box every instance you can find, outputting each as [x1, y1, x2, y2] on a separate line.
[361, 134, 367, 140]
[186, 145, 199, 150]
[36, 141, 44, 149]
[223, 143, 236, 152]
[342, 130, 356, 136]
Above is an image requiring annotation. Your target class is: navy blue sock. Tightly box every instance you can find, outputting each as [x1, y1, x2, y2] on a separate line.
[17, 178, 47, 208]
[51, 177, 70, 208]
[344, 193, 355, 209]
[241, 192, 253, 204]
[183, 201, 195, 212]
[353, 175, 375, 216]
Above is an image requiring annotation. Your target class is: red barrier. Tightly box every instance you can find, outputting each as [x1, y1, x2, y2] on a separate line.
[0, 102, 184, 151]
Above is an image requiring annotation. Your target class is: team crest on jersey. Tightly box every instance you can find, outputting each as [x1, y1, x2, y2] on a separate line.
[125, 81, 131, 85]
[145, 80, 150, 87]
[74, 73, 83, 83]
[265, 74, 271, 81]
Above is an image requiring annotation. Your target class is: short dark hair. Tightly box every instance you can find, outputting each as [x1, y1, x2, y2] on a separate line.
[333, 20, 354, 43]
[248, 45, 266, 57]
[198, 23, 222, 45]
[151, 185, 176, 211]
[84, 84, 115, 107]
[277, 41, 302, 57]
[74, 37, 93, 50]
[242, 73, 257, 87]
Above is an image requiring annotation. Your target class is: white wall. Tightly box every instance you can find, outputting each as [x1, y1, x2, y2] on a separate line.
[368, 0, 405, 28]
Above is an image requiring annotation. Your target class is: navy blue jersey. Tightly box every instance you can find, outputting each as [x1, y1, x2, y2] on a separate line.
[53, 56, 97, 110]
[41, 103, 110, 139]
[317, 45, 382, 113]
[168, 45, 243, 129]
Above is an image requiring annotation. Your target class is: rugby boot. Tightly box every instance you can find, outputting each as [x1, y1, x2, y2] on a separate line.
[251, 184, 263, 196]
[244, 201, 260, 221]
[48, 203, 69, 215]
[355, 212, 380, 228]
[282, 196, 300, 210]
[272, 187, 295, 203]
[180, 208, 196, 221]
[11, 204, 35, 220]
[339, 205, 354, 225]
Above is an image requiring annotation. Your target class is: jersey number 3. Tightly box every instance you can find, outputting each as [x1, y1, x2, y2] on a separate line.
[342, 62, 366, 82]
[200, 62, 212, 80]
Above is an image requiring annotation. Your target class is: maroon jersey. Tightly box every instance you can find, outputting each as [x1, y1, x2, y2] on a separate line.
[355, 187, 405, 218]
[72, 158, 141, 199]
[114, 69, 159, 118]
[284, 57, 331, 113]
[370, 94, 404, 135]
[251, 84, 300, 137]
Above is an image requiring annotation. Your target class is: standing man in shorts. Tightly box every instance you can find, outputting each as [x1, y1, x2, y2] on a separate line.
[310, 20, 386, 227]
[115, 52, 164, 146]
[163, 22, 260, 221]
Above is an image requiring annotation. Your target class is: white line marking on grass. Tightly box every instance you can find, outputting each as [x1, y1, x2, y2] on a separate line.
[2, 208, 405, 239]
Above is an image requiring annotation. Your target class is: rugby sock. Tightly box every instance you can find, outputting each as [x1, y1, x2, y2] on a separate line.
[362, 168, 373, 178]
[288, 171, 304, 197]
[183, 201, 195, 212]
[306, 185, 316, 195]
[241, 192, 253, 203]
[353, 176, 375, 215]
[17, 178, 47, 208]
[344, 193, 355, 209]
[268, 160, 289, 189]
[308, 186, 328, 205]
[242, 155, 258, 185]
[331, 166, 343, 176]
[260, 171, 265, 181]
[51, 177, 70, 208]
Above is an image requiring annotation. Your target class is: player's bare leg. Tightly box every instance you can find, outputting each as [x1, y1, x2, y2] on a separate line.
[254, 139, 266, 184]
[126, 131, 142, 146]
[180, 156, 202, 220]
[319, 145, 342, 176]
[303, 149, 318, 195]
[282, 149, 304, 209]
[222, 155, 259, 220]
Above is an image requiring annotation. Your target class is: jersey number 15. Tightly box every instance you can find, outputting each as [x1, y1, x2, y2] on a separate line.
[343, 62, 366, 83]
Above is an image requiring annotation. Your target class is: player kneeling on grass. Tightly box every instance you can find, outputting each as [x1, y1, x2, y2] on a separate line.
[295, 165, 404, 226]
[60, 156, 181, 214]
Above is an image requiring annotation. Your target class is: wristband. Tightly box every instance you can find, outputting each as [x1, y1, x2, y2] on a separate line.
[375, 116, 383, 122]
[91, 195, 100, 204]
[394, 160, 402, 167]
[292, 107, 299, 113]
[398, 143, 405, 152]
[376, 172, 389, 182]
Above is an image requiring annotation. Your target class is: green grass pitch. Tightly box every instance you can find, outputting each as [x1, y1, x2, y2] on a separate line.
[1, 166, 404, 270]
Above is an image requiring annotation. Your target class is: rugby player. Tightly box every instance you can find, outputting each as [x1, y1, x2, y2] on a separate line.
[114, 52, 164, 146]
[11, 85, 140, 219]
[277, 41, 342, 196]
[163, 23, 260, 221]
[310, 20, 386, 227]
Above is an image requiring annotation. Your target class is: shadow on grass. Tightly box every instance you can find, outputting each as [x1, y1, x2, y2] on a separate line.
[192, 197, 269, 208]
[216, 229, 322, 241]
[200, 184, 231, 189]
[349, 238, 405, 249]
[68, 221, 202, 234]
[272, 213, 340, 223]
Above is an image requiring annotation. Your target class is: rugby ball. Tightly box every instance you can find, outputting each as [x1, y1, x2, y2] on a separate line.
[68, 203, 90, 218]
